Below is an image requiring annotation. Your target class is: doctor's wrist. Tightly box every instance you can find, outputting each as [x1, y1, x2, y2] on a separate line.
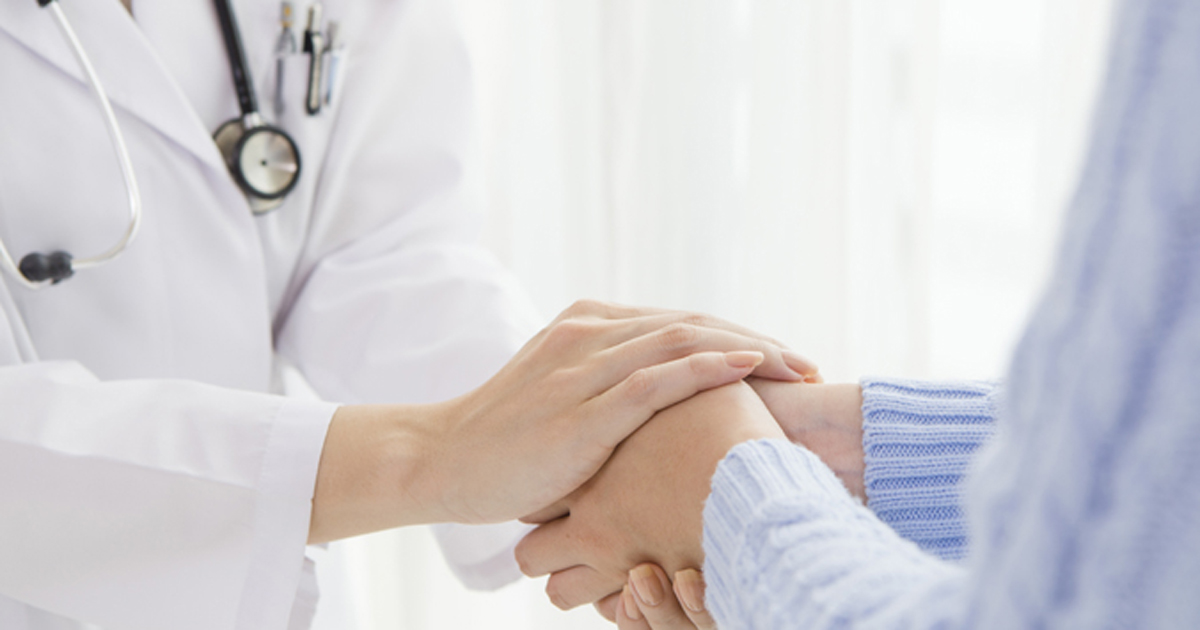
[308, 403, 445, 544]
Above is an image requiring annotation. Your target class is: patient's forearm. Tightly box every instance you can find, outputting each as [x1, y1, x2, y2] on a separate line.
[747, 379, 865, 500]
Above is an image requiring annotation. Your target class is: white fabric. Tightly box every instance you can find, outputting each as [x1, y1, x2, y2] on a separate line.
[0, 0, 540, 628]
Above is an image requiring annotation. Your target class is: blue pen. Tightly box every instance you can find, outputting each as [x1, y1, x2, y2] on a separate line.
[323, 21, 343, 106]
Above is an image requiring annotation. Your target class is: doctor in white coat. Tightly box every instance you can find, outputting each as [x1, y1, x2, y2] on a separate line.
[0, 1, 820, 629]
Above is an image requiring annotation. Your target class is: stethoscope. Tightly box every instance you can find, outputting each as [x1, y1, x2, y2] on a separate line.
[0, 0, 301, 288]
[211, 0, 302, 215]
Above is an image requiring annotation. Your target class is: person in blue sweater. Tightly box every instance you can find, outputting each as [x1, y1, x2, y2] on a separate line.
[516, 0, 1200, 627]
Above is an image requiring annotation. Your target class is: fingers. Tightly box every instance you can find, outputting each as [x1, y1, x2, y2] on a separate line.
[546, 300, 818, 384]
[596, 568, 715, 630]
[617, 584, 653, 630]
[607, 310, 789, 351]
[624, 564, 697, 629]
[595, 319, 812, 385]
[545, 565, 625, 611]
[555, 299, 674, 322]
[519, 502, 568, 525]
[515, 517, 576, 578]
[595, 591, 622, 623]
[673, 569, 717, 630]
[581, 350, 763, 450]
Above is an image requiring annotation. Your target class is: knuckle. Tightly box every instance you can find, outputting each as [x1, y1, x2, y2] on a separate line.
[680, 312, 714, 329]
[513, 542, 538, 577]
[546, 580, 574, 611]
[566, 298, 604, 317]
[545, 319, 592, 348]
[658, 323, 700, 353]
[622, 367, 658, 402]
[686, 351, 718, 376]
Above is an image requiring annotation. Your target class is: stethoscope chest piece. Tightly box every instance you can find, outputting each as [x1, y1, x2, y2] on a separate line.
[214, 116, 301, 214]
[212, 0, 302, 215]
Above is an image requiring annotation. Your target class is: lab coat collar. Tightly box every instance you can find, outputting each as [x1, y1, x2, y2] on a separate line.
[0, 0, 227, 173]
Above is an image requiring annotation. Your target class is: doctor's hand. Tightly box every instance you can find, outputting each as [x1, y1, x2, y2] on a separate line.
[513, 380, 786, 611]
[308, 300, 814, 543]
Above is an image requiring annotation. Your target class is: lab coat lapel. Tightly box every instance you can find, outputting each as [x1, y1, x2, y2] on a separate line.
[0, 0, 227, 173]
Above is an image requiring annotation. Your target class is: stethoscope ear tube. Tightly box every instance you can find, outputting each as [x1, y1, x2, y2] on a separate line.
[0, 0, 143, 288]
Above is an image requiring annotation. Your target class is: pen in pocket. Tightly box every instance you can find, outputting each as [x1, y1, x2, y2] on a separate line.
[302, 2, 325, 116]
[323, 21, 343, 107]
[273, 1, 298, 118]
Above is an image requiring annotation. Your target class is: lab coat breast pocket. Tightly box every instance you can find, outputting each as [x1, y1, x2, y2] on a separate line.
[264, 50, 343, 200]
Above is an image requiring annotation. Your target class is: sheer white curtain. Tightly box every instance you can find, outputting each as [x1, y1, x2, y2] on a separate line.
[320, 1, 1114, 628]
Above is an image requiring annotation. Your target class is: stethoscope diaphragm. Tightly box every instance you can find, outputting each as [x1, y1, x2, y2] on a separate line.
[213, 116, 302, 214]
[212, 0, 302, 214]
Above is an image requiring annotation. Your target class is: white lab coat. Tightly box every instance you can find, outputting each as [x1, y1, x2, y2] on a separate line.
[0, 1, 540, 629]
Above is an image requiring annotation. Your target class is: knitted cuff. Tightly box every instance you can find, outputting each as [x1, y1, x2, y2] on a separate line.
[702, 439, 858, 627]
[861, 377, 999, 561]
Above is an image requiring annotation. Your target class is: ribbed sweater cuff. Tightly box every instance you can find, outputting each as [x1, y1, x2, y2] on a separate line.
[702, 439, 860, 627]
[861, 377, 998, 560]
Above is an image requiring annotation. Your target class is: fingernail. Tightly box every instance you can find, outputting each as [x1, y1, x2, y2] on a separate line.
[781, 350, 817, 376]
[630, 565, 664, 607]
[622, 584, 642, 621]
[675, 569, 707, 614]
[725, 351, 765, 370]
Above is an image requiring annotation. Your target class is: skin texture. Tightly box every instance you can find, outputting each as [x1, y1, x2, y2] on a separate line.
[515, 381, 786, 610]
[517, 379, 868, 627]
[747, 379, 865, 501]
[308, 300, 820, 543]
[622, 382, 865, 628]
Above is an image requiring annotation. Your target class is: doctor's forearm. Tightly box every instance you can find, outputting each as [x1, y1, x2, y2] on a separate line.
[304, 301, 826, 544]
[308, 404, 444, 544]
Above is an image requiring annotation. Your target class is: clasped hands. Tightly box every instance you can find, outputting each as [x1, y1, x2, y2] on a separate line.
[309, 299, 854, 628]
[309, 300, 820, 543]
[515, 375, 866, 629]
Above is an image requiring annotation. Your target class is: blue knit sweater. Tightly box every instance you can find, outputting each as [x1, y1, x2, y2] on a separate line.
[701, 0, 1200, 627]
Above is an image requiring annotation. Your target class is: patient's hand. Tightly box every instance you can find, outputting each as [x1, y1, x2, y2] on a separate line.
[515, 381, 785, 611]
[748, 378, 866, 500]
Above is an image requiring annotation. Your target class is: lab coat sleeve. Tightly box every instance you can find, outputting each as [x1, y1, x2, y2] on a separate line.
[0, 361, 337, 630]
[271, 0, 542, 589]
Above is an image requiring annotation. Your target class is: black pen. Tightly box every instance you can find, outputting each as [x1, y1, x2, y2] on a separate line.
[302, 3, 325, 116]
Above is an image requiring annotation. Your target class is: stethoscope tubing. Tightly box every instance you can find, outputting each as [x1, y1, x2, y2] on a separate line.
[211, 0, 302, 213]
[0, 0, 143, 289]
[212, 0, 259, 119]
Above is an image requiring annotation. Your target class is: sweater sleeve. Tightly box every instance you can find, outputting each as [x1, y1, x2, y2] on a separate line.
[860, 378, 999, 560]
[703, 440, 968, 630]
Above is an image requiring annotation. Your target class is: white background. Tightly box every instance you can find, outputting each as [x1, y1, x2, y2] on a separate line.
[319, 1, 1115, 628]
